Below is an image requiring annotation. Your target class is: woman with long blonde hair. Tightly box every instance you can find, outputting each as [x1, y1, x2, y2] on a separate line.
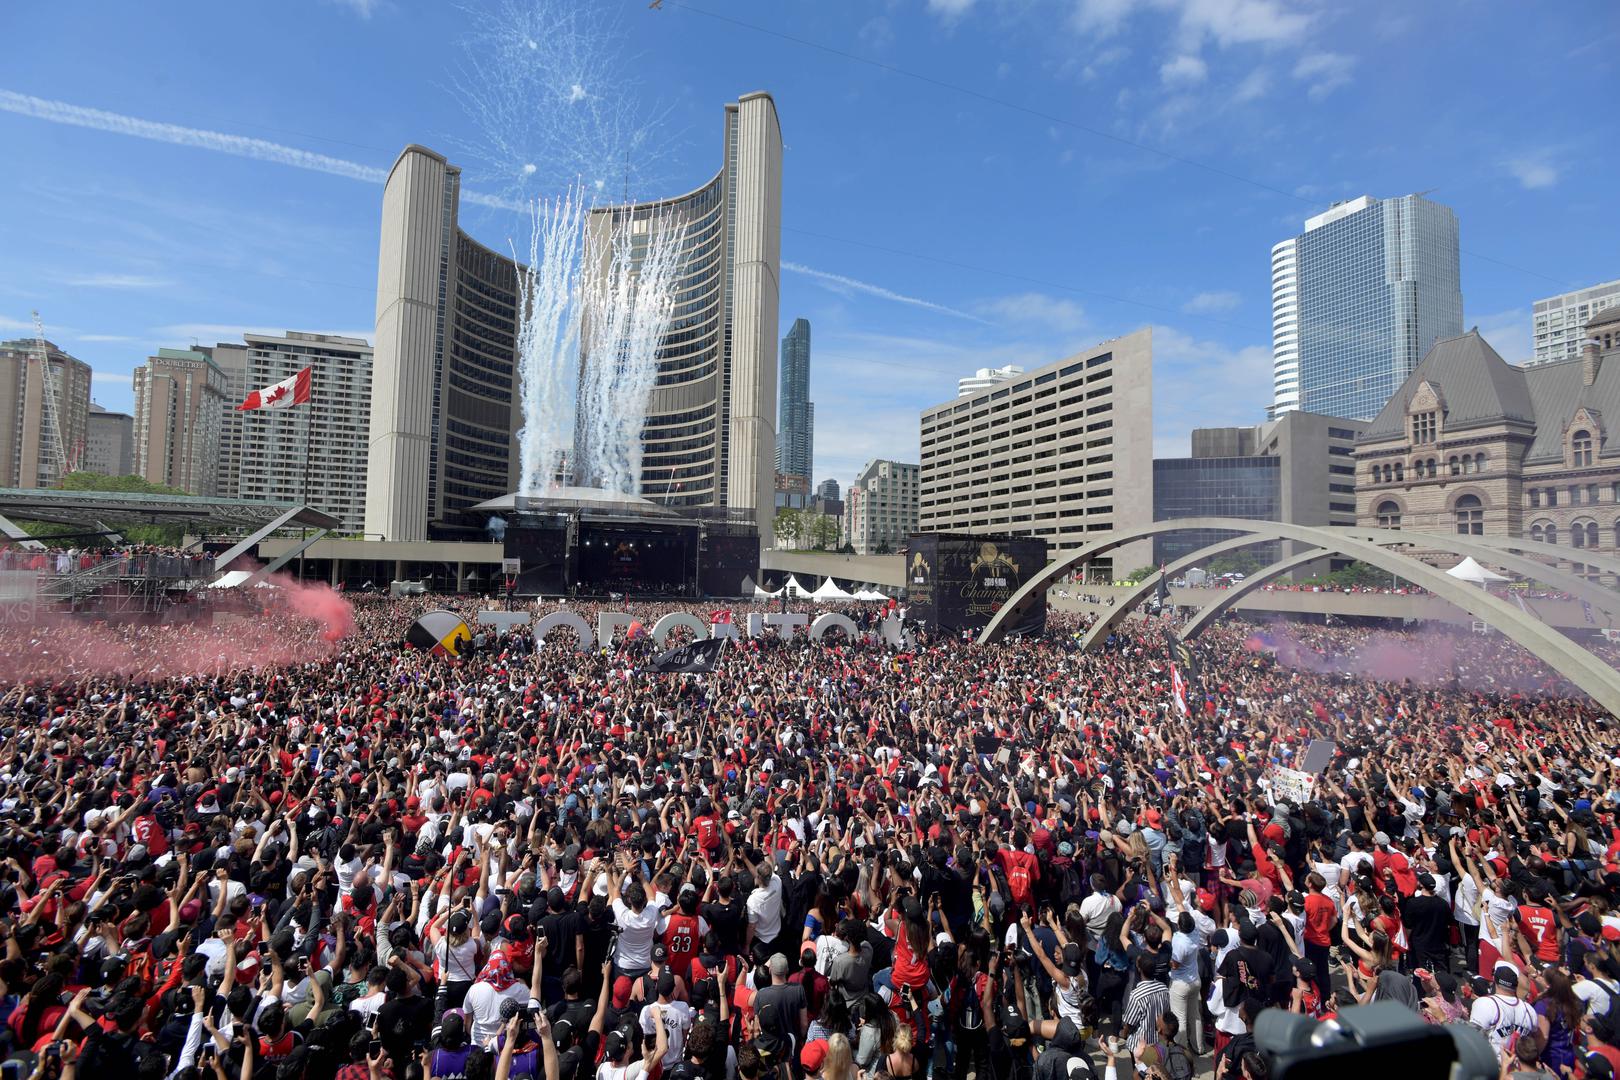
[823, 1033, 859, 1080]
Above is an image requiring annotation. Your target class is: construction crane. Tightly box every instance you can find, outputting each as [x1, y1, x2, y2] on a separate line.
[31, 310, 69, 485]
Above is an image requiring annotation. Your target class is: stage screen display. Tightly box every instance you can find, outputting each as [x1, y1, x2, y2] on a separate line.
[699, 533, 760, 597]
[577, 524, 696, 593]
[504, 522, 569, 596]
[906, 533, 1048, 636]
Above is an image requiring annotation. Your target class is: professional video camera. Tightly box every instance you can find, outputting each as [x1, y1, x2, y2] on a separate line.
[1256, 1003, 1497, 1080]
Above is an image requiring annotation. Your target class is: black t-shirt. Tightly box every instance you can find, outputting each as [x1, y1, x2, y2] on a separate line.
[701, 897, 745, 955]
[1218, 945, 1274, 1006]
[541, 909, 581, 970]
[752, 981, 807, 1042]
[579, 907, 615, 995]
[1403, 894, 1452, 959]
[377, 994, 433, 1063]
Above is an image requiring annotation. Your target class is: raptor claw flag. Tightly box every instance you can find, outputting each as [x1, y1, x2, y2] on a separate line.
[650, 637, 726, 673]
[238, 366, 312, 411]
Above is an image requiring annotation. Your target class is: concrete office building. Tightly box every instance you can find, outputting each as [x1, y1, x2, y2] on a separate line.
[238, 332, 372, 532]
[1152, 410, 1366, 571]
[844, 459, 918, 555]
[133, 348, 228, 496]
[1356, 312, 1620, 579]
[776, 318, 813, 482]
[958, 364, 1024, 397]
[85, 404, 134, 477]
[919, 329, 1154, 577]
[580, 92, 783, 542]
[368, 93, 783, 543]
[1271, 194, 1462, 420]
[0, 337, 91, 489]
[200, 342, 249, 501]
[1531, 279, 1620, 366]
[366, 145, 527, 541]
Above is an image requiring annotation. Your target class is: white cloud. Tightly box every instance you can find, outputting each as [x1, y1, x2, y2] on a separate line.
[980, 293, 1088, 332]
[1183, 290, 1241, 313]
[1231, 68, 1270, 104]
[1080, 45, 1130, 81]
[1292, 51, 1356, 100]
[0, 316, 32, 332]
[61, 273, 172, 289]
[567, 83, 587, 104]
[326, 0, 380, 16]
[1160, 54, 1208, 86]
[92, 371, 134, 386]
[926, 0, 977, 22]
[1172, 0, 1311, 48]
[1472, 308, 1533, 366]
[1505, 156, 1559, 190]
[77, 334, 136, 343]
[858, 16, 895, 51]
[1077, 0, 1311, 47]
[782, 262, 989, 323]
[1071, 0, 1137, 36]
[1151, 326, 1272, 457]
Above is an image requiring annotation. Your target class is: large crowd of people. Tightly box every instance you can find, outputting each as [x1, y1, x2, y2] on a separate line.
[0, 587, 1618, 1080]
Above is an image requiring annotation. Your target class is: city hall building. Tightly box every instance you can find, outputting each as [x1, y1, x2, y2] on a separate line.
[1356, 307, 1620, 576]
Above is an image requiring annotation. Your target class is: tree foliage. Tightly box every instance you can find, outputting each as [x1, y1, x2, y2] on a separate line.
[18, 472, 190, 547]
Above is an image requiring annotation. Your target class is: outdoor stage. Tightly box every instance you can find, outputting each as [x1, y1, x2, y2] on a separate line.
[471, 488, 759, 598]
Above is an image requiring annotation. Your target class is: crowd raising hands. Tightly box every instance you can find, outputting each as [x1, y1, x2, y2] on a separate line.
[0, 591, 1618, 1080]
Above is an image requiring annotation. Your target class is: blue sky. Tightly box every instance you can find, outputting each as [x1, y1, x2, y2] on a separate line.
[1, 0, 1616, 492]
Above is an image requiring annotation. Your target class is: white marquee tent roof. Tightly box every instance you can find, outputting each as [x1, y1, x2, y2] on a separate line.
[1445, 556, 1511, 584]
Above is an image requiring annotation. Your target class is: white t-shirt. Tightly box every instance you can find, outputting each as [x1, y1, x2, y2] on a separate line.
[464, 980, 529, 1047]
[1576, 977, 1617, 1018]
[1339, 850, 1372, 882]
[639, 1000, 693, 1068]
[1469, 993, 1538, 1055]
[746, 876, 784, 943]
[613, 900, 661, 970]
[1312, 861, 1343, 906]
[1453, 873, 1481, 928]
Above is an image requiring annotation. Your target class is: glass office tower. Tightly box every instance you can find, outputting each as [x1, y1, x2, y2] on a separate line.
[1270, 194, 1462, 421]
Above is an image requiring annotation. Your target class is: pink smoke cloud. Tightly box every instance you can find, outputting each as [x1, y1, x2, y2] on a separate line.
[0, 572, 354, 682]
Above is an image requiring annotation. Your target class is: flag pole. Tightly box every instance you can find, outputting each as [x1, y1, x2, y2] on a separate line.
[299, 373, 314, 582]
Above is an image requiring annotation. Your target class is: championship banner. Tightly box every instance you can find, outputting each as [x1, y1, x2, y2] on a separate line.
[906, 533, 1048, 636]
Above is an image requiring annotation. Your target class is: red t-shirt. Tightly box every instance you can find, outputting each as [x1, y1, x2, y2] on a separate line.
[1303, 893, 1337, 946]
[1517, 905, 1559, 963]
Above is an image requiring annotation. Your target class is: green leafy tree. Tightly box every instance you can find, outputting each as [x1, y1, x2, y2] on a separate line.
[21, 472, 190, 546]
[1207, 551, 1264, 577]
[774, 508, 805, 549]
[1123, 565, 1158, 584]
[807, 513, 840, 551]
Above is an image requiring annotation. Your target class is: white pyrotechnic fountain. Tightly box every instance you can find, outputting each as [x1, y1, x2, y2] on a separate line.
[511, 189, 686, 498]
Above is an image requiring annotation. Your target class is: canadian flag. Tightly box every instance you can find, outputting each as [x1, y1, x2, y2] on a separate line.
[238, 366, 312, 411]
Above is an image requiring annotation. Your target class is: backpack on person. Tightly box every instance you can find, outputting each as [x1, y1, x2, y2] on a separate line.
[1057, 864, 1085, 908]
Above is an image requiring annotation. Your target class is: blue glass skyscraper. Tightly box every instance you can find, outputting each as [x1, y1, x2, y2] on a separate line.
[1271, 194, 1462, 421]
[776, 317, 813, 480]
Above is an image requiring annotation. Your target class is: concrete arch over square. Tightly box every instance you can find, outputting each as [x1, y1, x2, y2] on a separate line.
[977, 518, 1620, 714]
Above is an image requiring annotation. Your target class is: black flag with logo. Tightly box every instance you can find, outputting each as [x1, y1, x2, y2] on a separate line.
[649, 636, 726, 673]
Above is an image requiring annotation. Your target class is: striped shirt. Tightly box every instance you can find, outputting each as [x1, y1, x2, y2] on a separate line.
[1122, 978, 1171, 1053]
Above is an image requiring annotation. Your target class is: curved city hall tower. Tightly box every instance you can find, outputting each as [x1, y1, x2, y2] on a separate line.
[367, 145, 524, 541]
[580, 92, 782, 544]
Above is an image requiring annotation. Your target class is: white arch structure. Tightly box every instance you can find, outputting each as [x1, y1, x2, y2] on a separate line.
[978, 518, 1620, 714]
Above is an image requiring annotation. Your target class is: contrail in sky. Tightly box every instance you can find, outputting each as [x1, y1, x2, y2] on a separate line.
[782, 261, 988, 323]
[4, 90, 972, 316]
[0, 90, 390, 184]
